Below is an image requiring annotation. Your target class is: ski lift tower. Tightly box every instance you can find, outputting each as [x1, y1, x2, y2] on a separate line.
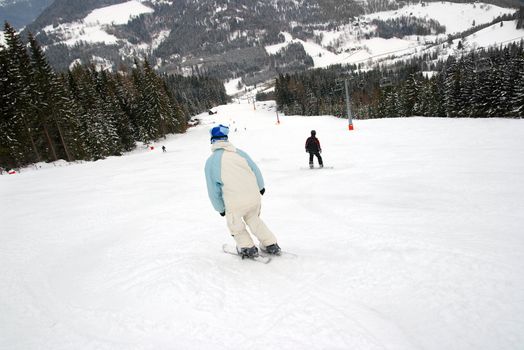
[344, 79, 354, 130]
[335, 77, 355, 131]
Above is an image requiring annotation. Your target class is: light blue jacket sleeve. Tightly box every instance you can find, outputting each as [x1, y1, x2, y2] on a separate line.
[237, 149, 265, 190]
[205, 151, 225, 213]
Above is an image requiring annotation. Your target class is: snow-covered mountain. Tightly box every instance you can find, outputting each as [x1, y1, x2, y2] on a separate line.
[0, 0, 54, 28]
[265, 2, 518, 69]
[39, 1, 154, 47]
[2, 101, 524, 349]
[13, 0, 521, 82]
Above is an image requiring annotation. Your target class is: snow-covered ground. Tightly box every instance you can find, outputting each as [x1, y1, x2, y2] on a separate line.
[1, 102, 524, 349]
[266, 2, 518, 70]
[26, 0, 518, 72]
[359, 18, 524, 73]
[265, 32, 401, 68]
[42, 0, 154, 47]
[84, 0, 153, 25]
[365, 2, 514, 34]
[224, 77, 244, 95]
[457, 20, 524, 50]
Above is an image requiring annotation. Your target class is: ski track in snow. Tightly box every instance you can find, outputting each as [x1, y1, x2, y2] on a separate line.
[1, 102, 524, 349]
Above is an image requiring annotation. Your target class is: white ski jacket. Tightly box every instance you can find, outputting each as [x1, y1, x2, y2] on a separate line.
[205, 141, 264, 213]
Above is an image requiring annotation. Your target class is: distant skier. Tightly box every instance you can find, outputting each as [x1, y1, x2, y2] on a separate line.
[162, 145, 166, 152]
[305, 130, 323, 168]
[205, 124, 281, 258]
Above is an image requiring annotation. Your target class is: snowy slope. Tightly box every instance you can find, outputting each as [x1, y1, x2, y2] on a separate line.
[458, 19, 524, 49]
[263, 32, 412, 69]
[1, 102, 524, 349]
[353, 18, 524, 73]
[265, 2, 517, 70]
[365, 2, 515, 34]
[42, 0, 154, 47]
[84, 0, 153, 25]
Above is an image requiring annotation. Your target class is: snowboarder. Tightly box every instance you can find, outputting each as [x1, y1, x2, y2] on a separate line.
[162, 145, 166, 152]
[305, 130, 323, 168]
[205, 124, 281, 258]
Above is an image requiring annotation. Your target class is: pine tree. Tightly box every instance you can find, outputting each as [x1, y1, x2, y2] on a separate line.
[110, 74, 136, 152]
[28, 32, 76, 162]
[457, 56, 475, 117]
[487, 55, 506, 117]
[509, 48, 524, 118]
[68, 65, 120, 160]
[131, 61, 156, 145]
[2, 22, 41, 165]
[0, 42, 17, 168]
[517, 7, 524, 29]
[399, 74, 419, 116]
[444, 56, 461, 118]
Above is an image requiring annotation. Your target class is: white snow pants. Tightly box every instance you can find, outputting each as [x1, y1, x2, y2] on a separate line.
[226, 202, 277, 248]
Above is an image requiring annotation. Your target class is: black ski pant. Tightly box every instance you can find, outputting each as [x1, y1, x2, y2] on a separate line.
[308, 152, 323, 166]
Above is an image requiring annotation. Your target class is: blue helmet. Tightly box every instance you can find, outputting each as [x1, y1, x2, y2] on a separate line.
[210, 124, 229, 143]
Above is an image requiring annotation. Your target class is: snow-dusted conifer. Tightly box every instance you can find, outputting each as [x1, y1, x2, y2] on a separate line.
[444, 56, 461, 118]
[27, 32, 78, 162]
[2, 22, 41, 165]
[510, 53, 524, 118]
[143, 60, 173, 140]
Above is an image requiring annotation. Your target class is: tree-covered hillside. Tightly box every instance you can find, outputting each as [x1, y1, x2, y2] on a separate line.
[0, 22, 227, 170]
[275, 41, 524, 119]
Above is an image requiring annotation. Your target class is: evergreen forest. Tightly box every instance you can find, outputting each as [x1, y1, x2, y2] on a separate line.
[274, 41, 524, 120]
[0, 22, 228, 171]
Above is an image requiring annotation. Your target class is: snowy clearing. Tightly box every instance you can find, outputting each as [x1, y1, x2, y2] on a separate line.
[457, 20, 524, 50]
[365, 2, 515, 34]
[1, 102, 524, 349]
[84, 0, 154, 25]
[41, 0, 154, 47]
[224, 77, 244, 95]
[265, 32, 425, 70]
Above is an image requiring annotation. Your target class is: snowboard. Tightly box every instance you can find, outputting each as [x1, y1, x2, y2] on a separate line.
[222, 243, 271, 264]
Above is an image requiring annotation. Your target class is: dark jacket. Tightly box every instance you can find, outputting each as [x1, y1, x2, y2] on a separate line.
[305, 136, 321, 153]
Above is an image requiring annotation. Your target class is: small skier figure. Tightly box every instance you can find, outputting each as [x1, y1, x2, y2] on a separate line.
[162, 145, 166, 152]
[205, 124, 281, 259]
[305, 130, 323, 169]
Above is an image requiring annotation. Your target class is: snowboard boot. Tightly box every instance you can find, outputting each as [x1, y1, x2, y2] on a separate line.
[319, 163, 323, 168]
[237, 246, 259, 259]
[261, 243, 281, 255]
[309, 162, 314, 169]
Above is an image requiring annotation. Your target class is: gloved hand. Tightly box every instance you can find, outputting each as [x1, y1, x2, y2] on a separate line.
[220, 211, 225, 217]
[260, 188, 265, 195]
[305, 149, 308, 153]
[319, 150, 322, 154]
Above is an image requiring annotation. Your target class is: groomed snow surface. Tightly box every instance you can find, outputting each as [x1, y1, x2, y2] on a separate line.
[1, 102, 524, 349]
